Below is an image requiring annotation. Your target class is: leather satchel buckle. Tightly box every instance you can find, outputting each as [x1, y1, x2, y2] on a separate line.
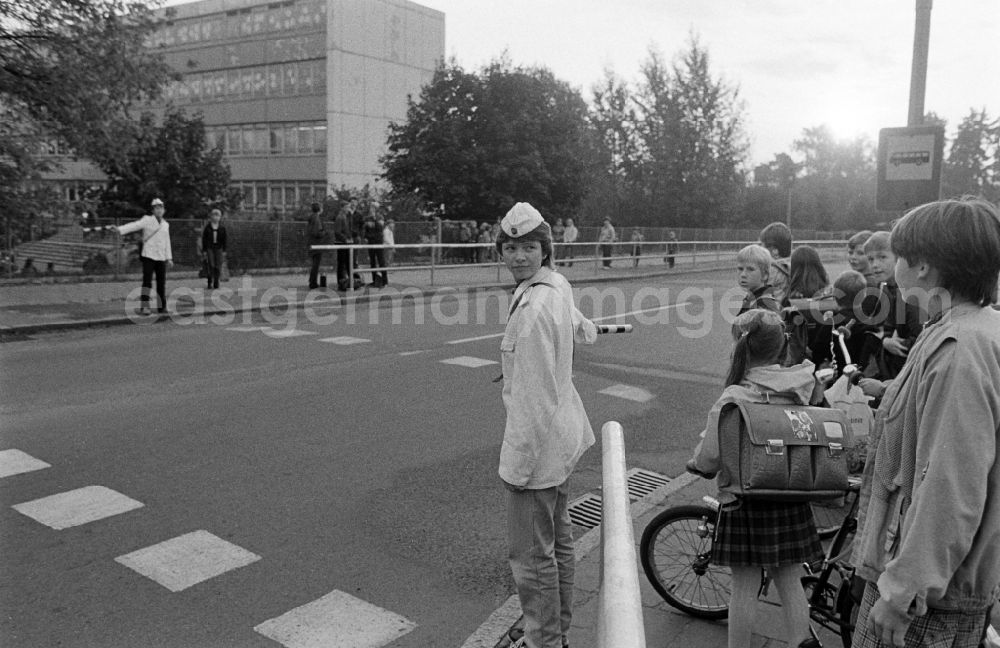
[827, 442, 844, 457]
[765, 439, 785, 456]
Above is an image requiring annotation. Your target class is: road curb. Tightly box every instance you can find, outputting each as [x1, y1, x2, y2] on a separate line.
[0, 264, 732, 336]
[458, 471, 700, 648]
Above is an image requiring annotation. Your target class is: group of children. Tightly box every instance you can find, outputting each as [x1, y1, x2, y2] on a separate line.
[698, 199, 1000, 648]
[735, 222, 925, 388]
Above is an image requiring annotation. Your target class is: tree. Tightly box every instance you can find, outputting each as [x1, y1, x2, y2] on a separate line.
[97, 109, 241, 221]
[789, 125, 875, 230]
[587, 68, 646, 222]
[1, 0, 174, 225]
[941, 108, 998, 202]
[632, 38, 749, 227]
[381, 57, 597, 223]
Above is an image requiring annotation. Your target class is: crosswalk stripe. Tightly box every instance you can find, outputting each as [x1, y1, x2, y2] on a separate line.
[12, 486, 144, 530]
[446, 332, 504, 344]
[0, 449, 51, 479]
[115, 530, 261, 592]
[263, 329, 318, 338]
[254, 589, 417, 648]
[440, 356, 499, 368]
[318, 336, 371, 345]
[598, 384, 655, 403]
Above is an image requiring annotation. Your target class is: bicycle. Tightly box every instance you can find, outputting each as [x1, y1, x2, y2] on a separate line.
[640, 477, 862, 648]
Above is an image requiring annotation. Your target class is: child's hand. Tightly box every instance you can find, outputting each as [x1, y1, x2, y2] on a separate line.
[882, 333, 910, 357]
[858, 378, 887, 398]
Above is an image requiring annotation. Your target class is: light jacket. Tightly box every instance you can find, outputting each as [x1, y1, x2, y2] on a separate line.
[852, 303, 1000, 615]
[499, 267, 597, 489]
[688, 361, 818, 504]
[118, 215, 172, 261]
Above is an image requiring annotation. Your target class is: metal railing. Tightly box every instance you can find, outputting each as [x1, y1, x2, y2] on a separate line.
[309, 238, 848, 292]
[597, 421, 646, 648]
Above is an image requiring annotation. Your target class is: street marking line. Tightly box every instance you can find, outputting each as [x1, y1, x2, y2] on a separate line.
[398, 350, 429, 356]
[264, 329, 318, 338]
[12, 486, 143, 530]
[598, 384, 655, 403]
[440, 356, 499, 368]
[590, 300, 691, 322]
[444, 301, 691, 345]
[446, 332, 504, 345]
[254, 589, 417, 648]
[591, 362, 722, 387]
[0, 449, 51, 478]
[226, 326, 268, 332]
[318, 336, 371, 345]
[115, 530, 261, 592]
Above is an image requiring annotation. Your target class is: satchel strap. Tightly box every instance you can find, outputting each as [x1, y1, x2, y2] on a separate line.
[752, 390, 800, 404]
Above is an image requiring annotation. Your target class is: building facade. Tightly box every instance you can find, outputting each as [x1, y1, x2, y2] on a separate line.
[45, 0, 444, 214]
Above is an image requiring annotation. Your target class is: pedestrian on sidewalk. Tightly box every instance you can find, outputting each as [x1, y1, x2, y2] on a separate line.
[598, 217, 615, 268]
[334, 205, 352, 291]
[306, 202, 327, 289]
[561, 217, 578, 267]
[201, 209, 227, 289]
[686, 308, 824, 648]
[383, 218, 396, 266]
[116, 198, 173, 315]
[850, 197, 1000, 648]
[665, 231, 678, 268]
[362, 212, 388, 288]
[630, 228, 645, 267]
[496, 202, 598, 648]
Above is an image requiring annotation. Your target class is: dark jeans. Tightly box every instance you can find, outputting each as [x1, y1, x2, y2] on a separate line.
[140, 256, 167, 311]
[368, 248, 388, 286]
[205, 248, 224, 288]
[336, 248, 352, 290]
[601, 244, 613, 267]
[309, 251, 323, 288]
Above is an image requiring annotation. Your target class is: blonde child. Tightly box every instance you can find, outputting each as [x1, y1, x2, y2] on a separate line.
[736, 244, 780, 315]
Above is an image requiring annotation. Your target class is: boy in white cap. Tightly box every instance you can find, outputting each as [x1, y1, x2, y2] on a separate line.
[497, 202, 597, 648]
[117, 198, 173, 315]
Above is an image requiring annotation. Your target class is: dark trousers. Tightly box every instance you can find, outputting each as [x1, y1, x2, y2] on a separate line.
[368, 248, 388, 286]
[140, 256, 167, 311]
[336, 249, 352, 290]
[601, 244, 613, 267]
[205, 248, 224, 288]
[309, 251, 323, 288]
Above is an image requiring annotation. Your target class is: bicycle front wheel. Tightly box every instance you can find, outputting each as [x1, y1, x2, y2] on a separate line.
[639, 504, 731, 619]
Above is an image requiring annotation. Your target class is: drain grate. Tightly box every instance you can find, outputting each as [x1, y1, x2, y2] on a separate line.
[567, 469, 672, 530]
[626, 468, 671, 501]
[567, 493, 603, 529]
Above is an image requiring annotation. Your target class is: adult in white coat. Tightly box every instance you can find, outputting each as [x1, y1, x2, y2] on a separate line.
[117, 198, 173, 315]
[497, 202, 597, 648]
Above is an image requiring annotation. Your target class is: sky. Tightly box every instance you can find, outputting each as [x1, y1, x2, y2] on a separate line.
[415, 0, 998, 166]
[161, 0, 999, 167]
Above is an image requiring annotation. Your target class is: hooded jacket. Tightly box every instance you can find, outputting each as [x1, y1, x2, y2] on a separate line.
[688, 361, 819, 503]
[499, 267, 597, 489]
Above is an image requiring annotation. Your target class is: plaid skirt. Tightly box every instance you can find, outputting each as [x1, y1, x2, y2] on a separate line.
[712, 498, 822, 568]
[852, 581, 991, 648]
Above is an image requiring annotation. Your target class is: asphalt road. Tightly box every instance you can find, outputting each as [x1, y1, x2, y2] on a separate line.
[1, 268, 748, 648]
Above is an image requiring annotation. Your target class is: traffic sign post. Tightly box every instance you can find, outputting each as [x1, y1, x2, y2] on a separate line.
[876, 125, 944, 212]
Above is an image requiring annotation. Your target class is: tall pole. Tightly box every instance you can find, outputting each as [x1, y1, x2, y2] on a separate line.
[907, 0, 933, 126]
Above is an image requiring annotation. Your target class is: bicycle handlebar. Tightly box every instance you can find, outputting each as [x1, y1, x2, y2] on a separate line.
[597, 324, 633, 334]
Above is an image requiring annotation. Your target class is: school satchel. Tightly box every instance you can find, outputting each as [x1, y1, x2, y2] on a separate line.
[716, 391, 853, 502]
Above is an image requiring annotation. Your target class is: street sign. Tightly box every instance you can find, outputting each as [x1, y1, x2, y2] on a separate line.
[876, 125, 944, 211]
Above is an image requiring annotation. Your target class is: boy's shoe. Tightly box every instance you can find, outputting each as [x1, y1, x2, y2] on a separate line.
[798, 638, 822, 648]
[137, 307, 151, 316]
[508, 639, 526, 648]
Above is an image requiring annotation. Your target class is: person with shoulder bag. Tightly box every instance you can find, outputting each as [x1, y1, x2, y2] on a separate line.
[687, 308, 827, 648]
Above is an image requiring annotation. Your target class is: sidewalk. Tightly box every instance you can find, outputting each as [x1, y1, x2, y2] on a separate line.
[0, 256, 727, 335]
[471, 475, 843, 648]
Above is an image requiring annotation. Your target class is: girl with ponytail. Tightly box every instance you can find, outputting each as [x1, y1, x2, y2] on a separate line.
[687, 308, 826, 648]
